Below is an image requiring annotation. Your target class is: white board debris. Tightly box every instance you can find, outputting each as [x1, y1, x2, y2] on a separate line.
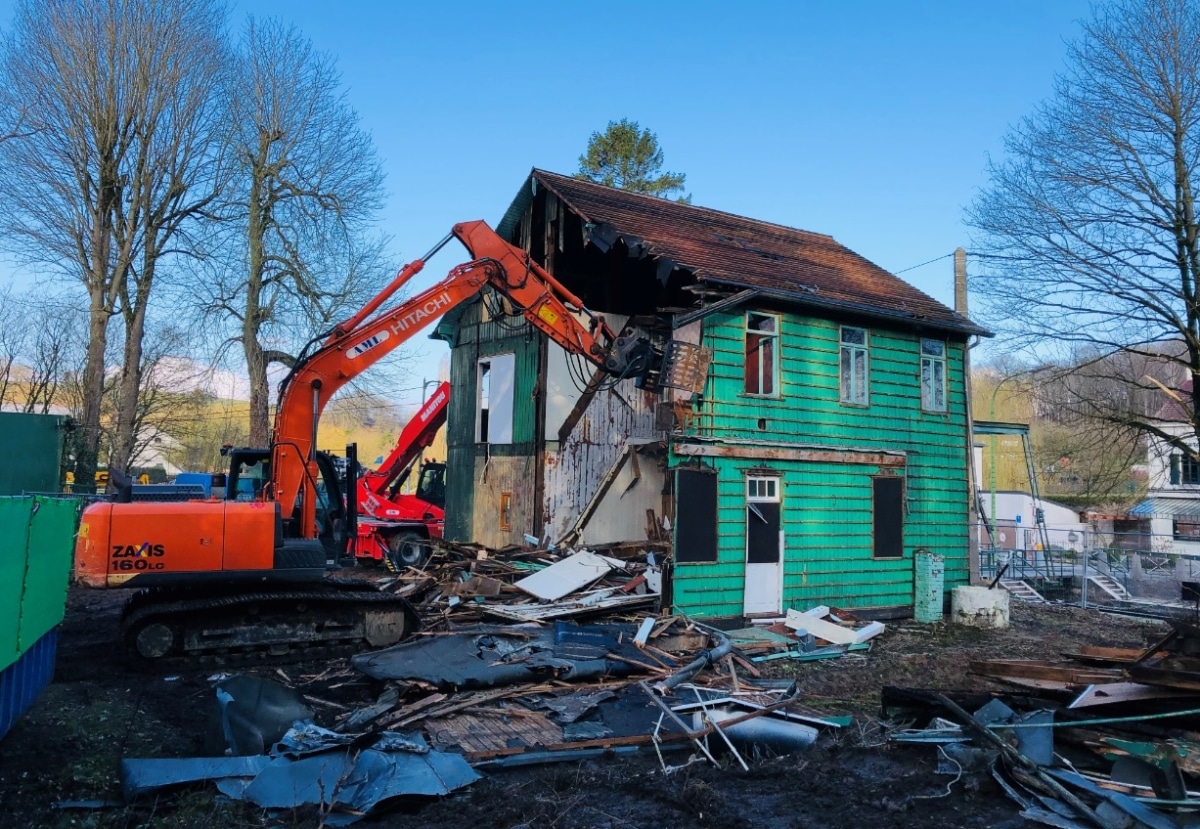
[513, 550, 615, 601]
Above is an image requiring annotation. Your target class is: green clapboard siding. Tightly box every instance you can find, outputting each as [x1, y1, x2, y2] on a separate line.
[444, 296, 541, 541]
[671, 310, 971, 619]
[0, 496, 77, 671]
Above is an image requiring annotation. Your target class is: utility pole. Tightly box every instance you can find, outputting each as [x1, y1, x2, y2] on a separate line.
[957, 248, 982, 585]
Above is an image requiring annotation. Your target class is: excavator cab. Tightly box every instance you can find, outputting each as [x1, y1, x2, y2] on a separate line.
[222, 445, 350, 562]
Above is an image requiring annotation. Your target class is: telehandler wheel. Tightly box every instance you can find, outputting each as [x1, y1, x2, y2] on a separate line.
[385, 532, 431, 571]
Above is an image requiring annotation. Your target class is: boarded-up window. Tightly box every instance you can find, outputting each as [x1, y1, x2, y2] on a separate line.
[476, 353, 515, 444]
[675, 469, 718, 563]
[873, 476, 903, 559]
[744, 313, 779, 396]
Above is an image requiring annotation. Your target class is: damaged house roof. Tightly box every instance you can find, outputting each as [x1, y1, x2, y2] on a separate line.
[498, 169, 990, 337]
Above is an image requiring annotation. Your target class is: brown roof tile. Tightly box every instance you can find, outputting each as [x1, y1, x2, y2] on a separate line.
[514, 169, 988, 336]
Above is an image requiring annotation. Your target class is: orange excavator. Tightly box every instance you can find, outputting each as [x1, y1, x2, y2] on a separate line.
[74, 220, 687, 662]
[351, 380, 449, 570]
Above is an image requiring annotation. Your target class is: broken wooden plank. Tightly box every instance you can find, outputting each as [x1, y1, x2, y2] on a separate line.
[784, 609, 858, 645]
[968, 659, 1123, 687]
[1127, 662, 1200, 692]
[1062, 645, 1149, 664]
[1068, 681, 1200, 709]
[649, 616, 678, 639]
[633, 617, 656, 647]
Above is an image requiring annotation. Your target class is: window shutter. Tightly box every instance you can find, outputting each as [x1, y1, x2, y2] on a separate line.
[1172, 455, 1181, 485]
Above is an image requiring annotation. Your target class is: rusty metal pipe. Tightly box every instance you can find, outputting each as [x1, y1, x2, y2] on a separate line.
[654, 628, 733, 694]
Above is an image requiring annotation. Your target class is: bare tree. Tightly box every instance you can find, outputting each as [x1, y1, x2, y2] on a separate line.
[0, 284, 27, 408]
[0, 0, 230, 487]
[968, 0, 1200, 457]
[119, 333, 212, 471]
[22, 299, 87, 415]
[974, 353, 1154, 504]
[210, 17, 387, 445]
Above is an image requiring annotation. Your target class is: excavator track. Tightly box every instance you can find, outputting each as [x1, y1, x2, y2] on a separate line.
[119, 583, 418, 670]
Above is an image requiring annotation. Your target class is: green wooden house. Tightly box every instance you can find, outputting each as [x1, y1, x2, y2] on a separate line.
[434, 170, 988, 620]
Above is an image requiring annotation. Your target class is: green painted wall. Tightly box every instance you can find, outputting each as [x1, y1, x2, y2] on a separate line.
[0, 495, 78, 670]
[671, 310, 971, 619]
[444, 296, 541, 542]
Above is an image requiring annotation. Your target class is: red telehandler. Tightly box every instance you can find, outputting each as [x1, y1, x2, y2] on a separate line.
[351, 380, 449, 571]
[75, 220, 696, 662]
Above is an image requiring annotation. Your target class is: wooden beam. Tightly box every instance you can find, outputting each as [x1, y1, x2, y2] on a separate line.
[557, 365, 605, 443]
[674, 442, 905, 467]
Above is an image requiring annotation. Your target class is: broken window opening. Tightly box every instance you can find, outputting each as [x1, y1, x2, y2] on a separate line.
[476, 353, 515, 445]
[840, 326, 869, 406]
[744, 312, 779, 396]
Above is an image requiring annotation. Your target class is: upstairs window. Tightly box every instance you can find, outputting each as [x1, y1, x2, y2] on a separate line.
[476, 353, 515, 444]
[920, 339, 947, 412]
[744, 312, 779, 396]
[1170, 453, 1200, 486]
[840, 326, 869, 405]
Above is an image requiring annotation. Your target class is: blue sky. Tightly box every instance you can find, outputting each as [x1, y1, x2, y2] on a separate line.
[233, 0, 1091, 405]
[4, 0, 1095, 408]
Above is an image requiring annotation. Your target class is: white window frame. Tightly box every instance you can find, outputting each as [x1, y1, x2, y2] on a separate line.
[744, 312, 780, 397]
[920, 339, 947, 413]
[840, 326, 869, 406]
[746, 476, 780, 503]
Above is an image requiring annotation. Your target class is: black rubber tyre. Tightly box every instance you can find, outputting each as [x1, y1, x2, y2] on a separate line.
[385, 532, 431, 571]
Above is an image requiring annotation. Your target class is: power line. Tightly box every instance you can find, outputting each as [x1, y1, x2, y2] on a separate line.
[893, 252, 954, 275]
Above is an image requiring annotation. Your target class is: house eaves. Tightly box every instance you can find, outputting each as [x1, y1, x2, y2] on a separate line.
[507, 169, 990, 339]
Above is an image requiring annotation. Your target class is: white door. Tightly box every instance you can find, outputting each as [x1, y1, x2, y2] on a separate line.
[743, 476, 783, 615]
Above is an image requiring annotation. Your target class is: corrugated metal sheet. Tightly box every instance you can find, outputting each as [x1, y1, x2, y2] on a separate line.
[498, 170, 988, 337]
[0, 628, 57, 741]
[1128, 497, 1200, 519]
[0, 494, 76, 739]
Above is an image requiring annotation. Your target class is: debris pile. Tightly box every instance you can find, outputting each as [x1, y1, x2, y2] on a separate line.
[724, 605, 886, 664]
[887, 618, 1200, 829]
[385, 540, 667, 625]
[343, 615, 848, 768]
[118, 613, 854, 824]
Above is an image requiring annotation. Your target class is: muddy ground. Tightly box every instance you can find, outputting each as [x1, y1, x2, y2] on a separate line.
[0, 589, 1173, 829]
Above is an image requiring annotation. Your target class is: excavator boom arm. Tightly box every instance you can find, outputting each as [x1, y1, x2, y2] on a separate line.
[272, 220, 643, 537]
[364, 380, 450, 497]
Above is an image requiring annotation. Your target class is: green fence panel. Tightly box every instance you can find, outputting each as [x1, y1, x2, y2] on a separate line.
[0, 498, 34, 672]
[18, 496, 76, 651]
[0, 414, 66, 495]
